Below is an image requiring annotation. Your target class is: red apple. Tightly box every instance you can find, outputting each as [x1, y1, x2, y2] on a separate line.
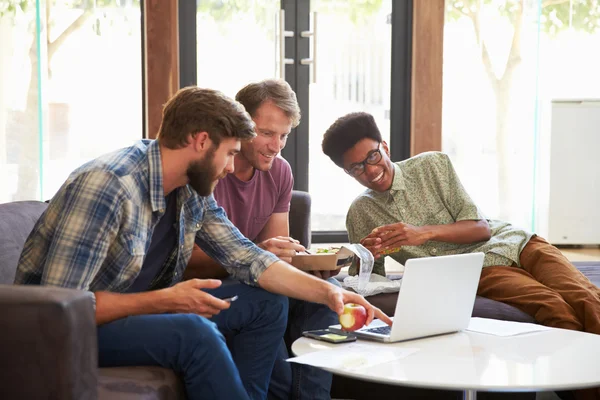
[339, 303, 367, 331]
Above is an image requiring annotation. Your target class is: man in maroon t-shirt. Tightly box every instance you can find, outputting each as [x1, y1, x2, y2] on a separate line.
[185, 79, 339, 400]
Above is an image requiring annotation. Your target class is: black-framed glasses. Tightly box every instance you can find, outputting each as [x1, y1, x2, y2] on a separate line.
[344, 146, 383, 177]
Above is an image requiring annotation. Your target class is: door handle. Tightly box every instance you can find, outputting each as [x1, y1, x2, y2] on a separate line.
[278, 9, 295, 79]
[300, 11, 317, 84]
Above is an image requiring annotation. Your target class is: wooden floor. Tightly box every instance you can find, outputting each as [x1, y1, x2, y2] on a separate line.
[556, 246, 600, 262]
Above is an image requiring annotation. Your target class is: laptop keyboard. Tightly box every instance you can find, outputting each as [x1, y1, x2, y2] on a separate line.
[364, 325, 392, 335]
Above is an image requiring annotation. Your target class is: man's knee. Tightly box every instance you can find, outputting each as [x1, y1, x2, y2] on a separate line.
[260, 290, 289, 326]
[534, 298, 583, 331]
[239, 286, 289, 327]
[172, 314, 229, 354]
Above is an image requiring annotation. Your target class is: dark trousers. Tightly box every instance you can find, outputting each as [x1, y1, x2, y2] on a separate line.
[98, 283, 288, 400]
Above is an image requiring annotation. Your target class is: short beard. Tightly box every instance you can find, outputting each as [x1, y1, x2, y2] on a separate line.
[186, 146, 218, 196]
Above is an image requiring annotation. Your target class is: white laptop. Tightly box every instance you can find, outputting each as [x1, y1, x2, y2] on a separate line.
[330, 252, 485, 343]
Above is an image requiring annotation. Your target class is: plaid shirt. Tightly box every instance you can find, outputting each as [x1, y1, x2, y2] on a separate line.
[15, 140, 279, 292]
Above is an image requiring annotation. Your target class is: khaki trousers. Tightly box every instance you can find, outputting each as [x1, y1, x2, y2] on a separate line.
[477, 236, 600, 400]
[478, 236, 600, 333]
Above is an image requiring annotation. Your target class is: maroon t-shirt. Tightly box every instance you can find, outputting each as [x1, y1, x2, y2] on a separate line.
[213, 156, 294, 241]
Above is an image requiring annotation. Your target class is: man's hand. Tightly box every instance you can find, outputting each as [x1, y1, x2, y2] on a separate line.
[163, 279, 231, 318]
[359, 234, 383, 259]
[310, 268, 342, 280]
[371, 222, 431, 251]
[258, 236, 306, 263]
[325, 284, 393, 327]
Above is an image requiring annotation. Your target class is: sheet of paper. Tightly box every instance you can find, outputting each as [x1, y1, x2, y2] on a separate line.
[287, 342, 418, 372]
[466, 317, 552, 336]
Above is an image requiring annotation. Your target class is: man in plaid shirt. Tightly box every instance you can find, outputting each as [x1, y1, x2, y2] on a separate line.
[15, 87, 390, 400]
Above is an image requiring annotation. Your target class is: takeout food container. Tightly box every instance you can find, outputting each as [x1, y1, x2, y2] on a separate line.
[290, 246, 356, 271]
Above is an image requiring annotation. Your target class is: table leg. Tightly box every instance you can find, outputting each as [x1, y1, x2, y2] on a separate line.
[463, 389, 477, 400]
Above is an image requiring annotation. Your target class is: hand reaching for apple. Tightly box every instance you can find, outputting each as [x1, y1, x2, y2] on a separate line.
[325, 285, 392, 330]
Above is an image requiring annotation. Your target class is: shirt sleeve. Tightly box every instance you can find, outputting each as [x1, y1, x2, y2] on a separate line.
[195, 195, 280, 286]
[273, 158, 294, 213]
[36, 171, 125, 290]
[346, 197, 385, 275]
[439, 153, 485, 222]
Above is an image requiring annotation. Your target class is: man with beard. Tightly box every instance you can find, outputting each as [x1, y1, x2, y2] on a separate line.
[184, 79, 340, 400]
[14, 88, 390, 400]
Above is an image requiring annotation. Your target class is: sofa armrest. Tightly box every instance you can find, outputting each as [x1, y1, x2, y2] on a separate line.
[0, 284, 98, 400]
[290, 190, 312, 249]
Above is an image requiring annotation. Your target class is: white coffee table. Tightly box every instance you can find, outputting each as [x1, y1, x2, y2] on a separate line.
[291, 325, 600, 399]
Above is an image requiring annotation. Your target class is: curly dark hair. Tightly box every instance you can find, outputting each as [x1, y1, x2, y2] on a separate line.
[321, 112, 382, 168]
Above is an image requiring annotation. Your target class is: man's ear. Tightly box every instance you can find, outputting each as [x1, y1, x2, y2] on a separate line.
[189, 131, 211, 152]
[381, 140, 391, 157]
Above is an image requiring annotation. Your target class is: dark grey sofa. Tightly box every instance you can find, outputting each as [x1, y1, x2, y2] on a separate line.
[0, 192, 312, 400]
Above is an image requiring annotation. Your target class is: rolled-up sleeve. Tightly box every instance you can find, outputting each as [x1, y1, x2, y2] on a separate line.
[195, 196, 280, 285]
[346, 197, 385, 275]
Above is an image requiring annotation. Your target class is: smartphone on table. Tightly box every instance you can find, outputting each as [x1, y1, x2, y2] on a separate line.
[302, 329, 357, 344]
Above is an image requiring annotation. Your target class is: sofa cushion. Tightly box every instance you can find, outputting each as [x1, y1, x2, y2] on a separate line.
[99, 367, 185, 400]
[336, 261, 600, 323]
[289, 190, 311, 249]
[572, 261, 600, 287]
[359, 290, 535, 323]
[0, 201, 48, 284]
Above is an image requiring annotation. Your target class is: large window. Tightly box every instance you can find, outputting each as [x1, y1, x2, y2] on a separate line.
[0, 0, 143, 203]
[195, 0, 279, 98]
[443, 0, 600, 230]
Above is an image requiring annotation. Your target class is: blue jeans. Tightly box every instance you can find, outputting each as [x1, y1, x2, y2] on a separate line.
[268, 277, 341, 400]
[98, 283, 288, 400]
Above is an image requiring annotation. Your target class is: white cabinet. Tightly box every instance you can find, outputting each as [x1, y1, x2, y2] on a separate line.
[545, 100, 600, 245]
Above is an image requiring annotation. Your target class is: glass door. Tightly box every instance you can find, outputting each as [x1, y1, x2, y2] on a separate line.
[307, 0, 392, 232]
[195, 0, 280, 98]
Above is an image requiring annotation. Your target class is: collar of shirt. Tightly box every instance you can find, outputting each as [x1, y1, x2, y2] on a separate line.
[374, 162, 405, 204]
[390, 163, 406, 193]
[147, 140, 168, 213]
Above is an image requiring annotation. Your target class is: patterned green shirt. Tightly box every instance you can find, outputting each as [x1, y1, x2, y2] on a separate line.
[346, 152, 534, 276]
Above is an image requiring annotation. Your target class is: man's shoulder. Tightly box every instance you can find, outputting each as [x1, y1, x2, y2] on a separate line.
[73, 140, 150, 177]
[270, 156, 293, 178]
[65, 140, 152, 196]
[348, 188, 380, 212]
[401, 151, 449, 168]
[400, 151, 451, 177]
[253, 156, 293, 189]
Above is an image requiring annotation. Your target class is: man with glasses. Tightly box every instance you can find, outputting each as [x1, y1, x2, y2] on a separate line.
[321, 112, 600, 340]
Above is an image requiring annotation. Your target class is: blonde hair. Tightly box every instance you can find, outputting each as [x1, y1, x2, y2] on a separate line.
[235, 79, 301, 128]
